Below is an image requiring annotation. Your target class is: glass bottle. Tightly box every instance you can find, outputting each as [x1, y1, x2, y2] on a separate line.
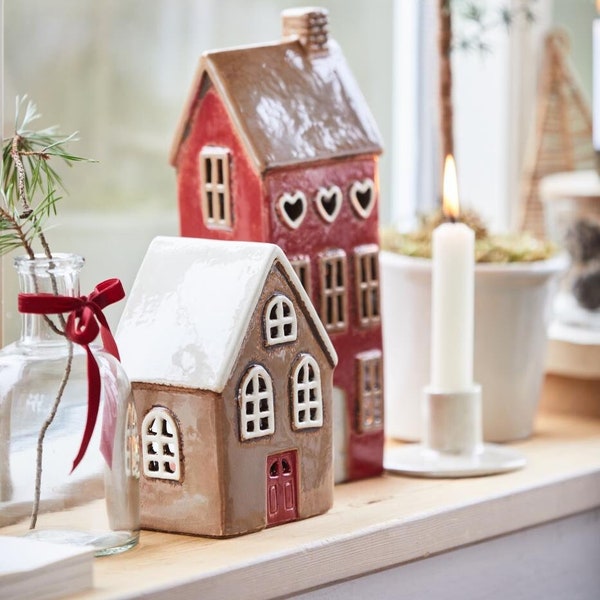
[0, 254, 139, 555]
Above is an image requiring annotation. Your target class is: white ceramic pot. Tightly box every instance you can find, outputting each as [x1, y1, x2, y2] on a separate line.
[380, 251, 568, 442]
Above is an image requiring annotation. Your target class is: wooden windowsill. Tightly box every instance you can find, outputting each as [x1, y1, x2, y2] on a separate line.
[69, 375, 600, 600]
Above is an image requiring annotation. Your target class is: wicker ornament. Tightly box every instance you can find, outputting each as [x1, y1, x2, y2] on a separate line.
[519, 29, 595, 238]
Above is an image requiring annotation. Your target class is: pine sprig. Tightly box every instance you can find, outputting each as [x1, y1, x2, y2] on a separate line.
[452, 0, 538, 54]
[1, 98, 94, 530]
[1, 96, 92, 259]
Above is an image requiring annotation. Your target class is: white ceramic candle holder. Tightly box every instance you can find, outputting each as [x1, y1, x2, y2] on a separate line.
[384, 384, 526, 477]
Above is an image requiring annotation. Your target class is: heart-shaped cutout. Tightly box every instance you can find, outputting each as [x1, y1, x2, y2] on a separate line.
[349, 178, 376, 219]
[278, 192, 307, 229]
[314, 185, 342, 223]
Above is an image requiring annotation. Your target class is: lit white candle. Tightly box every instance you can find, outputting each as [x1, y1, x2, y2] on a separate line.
[430, 155, 474, 391]
[594, 1, 600, 153]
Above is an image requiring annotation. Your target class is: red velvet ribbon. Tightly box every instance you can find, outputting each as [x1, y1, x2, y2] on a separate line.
[18, 278, 125, 473]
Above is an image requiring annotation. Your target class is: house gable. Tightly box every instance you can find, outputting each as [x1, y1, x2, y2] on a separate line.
[217, 258, 335, 535]
[116, 236, 336, 392]
[170, 39, 383, 174]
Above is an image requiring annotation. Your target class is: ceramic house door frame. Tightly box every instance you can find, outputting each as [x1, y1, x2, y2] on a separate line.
[266, 450, 298, 526]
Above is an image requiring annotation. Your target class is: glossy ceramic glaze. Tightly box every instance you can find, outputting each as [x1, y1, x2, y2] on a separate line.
[170, 8, 385, 482]
[116, 236, 336, 537]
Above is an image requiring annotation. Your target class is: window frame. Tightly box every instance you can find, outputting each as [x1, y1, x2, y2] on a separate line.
[264, 294, 298, 346]
[141, 406, 182, 482]
[289, 255, 312, 298]
[356, 350, 384, 433]
[290, 354, 323, 430]
[199, 145, 232, 229]
[354, 244, 381, 327]
[319, 249, 348, 333]
[239, 365, 275, 441]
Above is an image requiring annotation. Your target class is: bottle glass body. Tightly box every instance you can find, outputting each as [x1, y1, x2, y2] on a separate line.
[0, 254, 140, 555]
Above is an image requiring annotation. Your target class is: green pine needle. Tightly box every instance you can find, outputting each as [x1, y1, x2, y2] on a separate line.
[1, 96, 94, 258]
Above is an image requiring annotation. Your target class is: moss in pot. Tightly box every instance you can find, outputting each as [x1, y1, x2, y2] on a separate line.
[381, 208, 557, 264]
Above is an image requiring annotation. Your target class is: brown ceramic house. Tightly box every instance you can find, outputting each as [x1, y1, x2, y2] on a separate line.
[116, 236, 337, 537]
[170, 7, 385, 482]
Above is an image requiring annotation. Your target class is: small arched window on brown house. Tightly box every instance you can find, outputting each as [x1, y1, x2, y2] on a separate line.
[141, 407, 182, 481]
[264, 294, 297, 346]
[199, 146, 232, 229]
[291, 354, 323, 430]
[239, 365, 275, 441]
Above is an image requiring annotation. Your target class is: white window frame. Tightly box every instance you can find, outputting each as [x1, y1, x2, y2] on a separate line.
[291, 354, 323, 430]
[264, 294, 297, 346]
[141, 407, 182, 481]
[239, 365, 275, 440]
[319, 249, 347, 333]
[354, 244, 381, 327]
[199, 145, 232, 229]
[356, 350, 383, 433]
[290, 255, 312, 297]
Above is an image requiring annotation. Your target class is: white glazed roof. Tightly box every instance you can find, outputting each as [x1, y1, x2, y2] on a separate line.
[116, 236, 337, 392]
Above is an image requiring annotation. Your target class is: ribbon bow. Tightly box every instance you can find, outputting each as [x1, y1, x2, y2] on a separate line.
[18, 279, 125, 472]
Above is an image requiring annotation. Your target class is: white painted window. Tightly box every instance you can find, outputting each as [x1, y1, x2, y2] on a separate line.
[354, 244, 381, 327]
[141, 407, 182, 481]
[240, 365, 275, 440]
[291, 354, 323, 429]
[199, 146, 232, 229]
[264, 294, 297, 345]
[357, 350, 383, 433]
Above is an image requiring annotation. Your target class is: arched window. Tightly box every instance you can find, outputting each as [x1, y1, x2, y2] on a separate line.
[291, 354, 323, 429]
[264, 294, 297, 345]
[239, 365, 275, 440]
[141, 407, 182, 481]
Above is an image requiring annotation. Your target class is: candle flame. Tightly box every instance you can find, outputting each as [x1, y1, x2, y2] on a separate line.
[442, 154, 460, 220]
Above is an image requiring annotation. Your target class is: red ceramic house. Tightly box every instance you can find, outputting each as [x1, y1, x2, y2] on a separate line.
[170, 7, 384, 482]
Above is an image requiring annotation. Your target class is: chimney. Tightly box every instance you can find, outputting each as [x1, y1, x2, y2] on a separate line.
[281, 7, 329, 56]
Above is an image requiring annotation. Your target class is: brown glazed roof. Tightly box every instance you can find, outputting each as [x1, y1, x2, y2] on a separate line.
[170, 39, 383, 172]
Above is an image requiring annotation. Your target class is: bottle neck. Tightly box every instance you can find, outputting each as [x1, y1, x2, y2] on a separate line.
[15, 254, 84, 346]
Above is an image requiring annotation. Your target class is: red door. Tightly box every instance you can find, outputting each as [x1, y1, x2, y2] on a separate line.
[266, 450, 298, 526]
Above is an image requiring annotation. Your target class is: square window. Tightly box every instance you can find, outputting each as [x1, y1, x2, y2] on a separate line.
[354, 246, 381, 328]
[319, 250, 347, 333]
[356, 350, 383, 433]
[290, 256, 312, 297]
[199, 147, 232, 229]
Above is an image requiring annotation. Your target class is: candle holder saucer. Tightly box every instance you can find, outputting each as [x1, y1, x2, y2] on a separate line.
[384, 385, 526, 478]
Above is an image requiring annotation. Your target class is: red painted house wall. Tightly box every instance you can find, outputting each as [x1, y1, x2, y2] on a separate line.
[174, 82, 384, 481]
[264, 159, 383, 480]
[176, 82, 266, 242]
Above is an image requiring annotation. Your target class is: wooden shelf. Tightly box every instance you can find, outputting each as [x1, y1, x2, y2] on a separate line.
[71, 376, 600, 599]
